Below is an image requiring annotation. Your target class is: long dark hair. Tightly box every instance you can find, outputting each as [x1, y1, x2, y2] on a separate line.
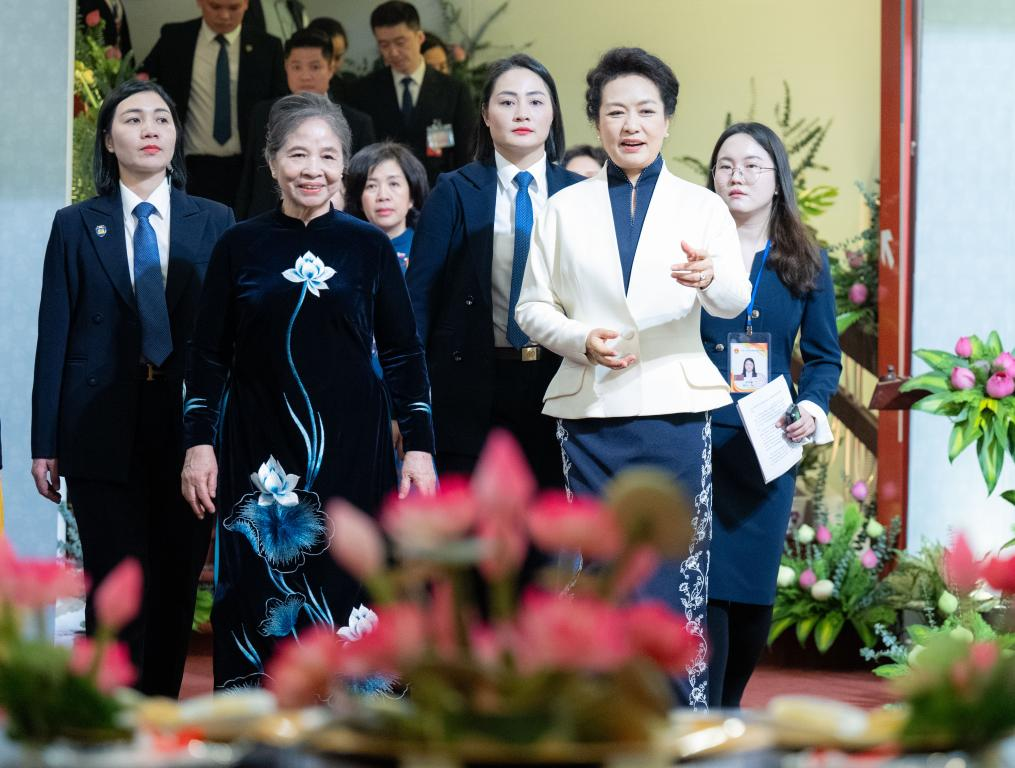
[344, 141, 430, 227]
[93, 79, 187, 195]
[707, 122, 821, 295]
[474, 54, 566, 165]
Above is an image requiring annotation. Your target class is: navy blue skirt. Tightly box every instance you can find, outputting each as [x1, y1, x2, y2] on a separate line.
[557, 412, 712, 711]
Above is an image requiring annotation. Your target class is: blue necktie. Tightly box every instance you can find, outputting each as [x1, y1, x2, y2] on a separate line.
[506, 171, 533, 349]
[213, 34, 231, 144]
[400, 76, 414, 124]
[133, 202, 172, 366]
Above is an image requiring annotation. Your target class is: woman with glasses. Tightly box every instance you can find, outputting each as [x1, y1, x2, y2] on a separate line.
[702, 122, 841, 707]
[515, 48, 751, 709]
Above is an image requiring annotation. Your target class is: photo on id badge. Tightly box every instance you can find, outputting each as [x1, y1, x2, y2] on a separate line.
[730, 340, 769, 392]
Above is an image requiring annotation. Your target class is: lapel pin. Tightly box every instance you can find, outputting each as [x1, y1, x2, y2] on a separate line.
[95, 224, 107, 238]
[245, 43, 253, 53]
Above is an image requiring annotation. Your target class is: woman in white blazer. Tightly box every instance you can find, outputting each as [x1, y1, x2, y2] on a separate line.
[515, 48, 751, 710]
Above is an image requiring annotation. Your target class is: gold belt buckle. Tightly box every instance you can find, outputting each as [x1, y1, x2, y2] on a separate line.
[521, 346, 539, 362]
[145, 363, 155, 381]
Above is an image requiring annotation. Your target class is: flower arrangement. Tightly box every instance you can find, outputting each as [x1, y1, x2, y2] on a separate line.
[770, 482, 900, 653]
[72, 11, 136, 203]
[0, 537, 140, 744]
[831, 182, 880, 335]
[901, 332, 1015, 506]
[266, 432, 698, 750]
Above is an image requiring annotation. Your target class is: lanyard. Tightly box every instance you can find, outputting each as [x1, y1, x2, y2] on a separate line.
[745, 239, 772, 335]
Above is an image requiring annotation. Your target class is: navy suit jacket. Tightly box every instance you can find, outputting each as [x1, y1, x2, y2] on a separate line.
[700, 250, 842, 427]
[140, 19, 287, 152]
[405, 160, 583, 456]
[31, 188, 234, 482]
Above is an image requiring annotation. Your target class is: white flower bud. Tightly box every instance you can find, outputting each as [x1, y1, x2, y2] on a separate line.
[950, 626, 974, 644]
[796, 524, 816, 544]
[776, 565, 796, 588]
[865, 519, 885, 538]
[811, 579, 834, 601]
[937, 590, 959, 615]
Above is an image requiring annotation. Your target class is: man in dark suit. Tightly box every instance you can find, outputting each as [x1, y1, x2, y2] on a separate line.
[346, 1, 475, 185]
[235, 29, 375, 219]
[31, 80, 234, 698]
[139, 0, 287, 207]
[306, 16, 356, 103]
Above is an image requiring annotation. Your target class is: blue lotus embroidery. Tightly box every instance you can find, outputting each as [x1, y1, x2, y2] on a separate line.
[259, 594, 306, 637]
[251, 455, 299, 507]
[283, 251, 335, 297]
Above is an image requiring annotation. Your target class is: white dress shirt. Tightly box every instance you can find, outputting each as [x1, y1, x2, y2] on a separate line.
[185, 22, 242, 157]
[390, 59, 426, 109]
[492, 151, 548, 347]
[120, 178, 171, 286]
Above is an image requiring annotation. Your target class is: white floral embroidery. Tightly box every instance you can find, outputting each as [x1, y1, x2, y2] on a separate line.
[251, 455, 300, 507]
[282, 251, 336, 297]
[338, 604, 379, 642]
[679, 413, 712, 711]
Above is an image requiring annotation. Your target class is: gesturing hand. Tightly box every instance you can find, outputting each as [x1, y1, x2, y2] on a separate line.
[671, 240, 715, 289]
[585, 328, 637, 369]
[181, 444, 218, 520]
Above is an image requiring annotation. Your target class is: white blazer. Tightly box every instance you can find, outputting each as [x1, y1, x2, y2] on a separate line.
[515, 164, 751, 419]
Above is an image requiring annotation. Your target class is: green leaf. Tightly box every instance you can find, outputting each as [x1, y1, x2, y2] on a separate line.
[768, 616, 796, 645]
[796, 614, 820, 646]
[1001, 490, 1015, 509]
[913, 349, 966, 373]
[986, 331, 1004, 357]
[814, 612, 846, 653]
[851, 619, 877, 649]
[900, 371, 951, 394]
[910, 390, 976, 416]
[873, 663, 911, 679]
[949, 417, 982, 462]
[907, 624, 932, 644]
[836, 310, 864, 334]
[978, 434, 1003, 494]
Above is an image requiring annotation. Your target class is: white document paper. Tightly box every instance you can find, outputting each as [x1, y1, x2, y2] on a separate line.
[735, 376, 803, 483]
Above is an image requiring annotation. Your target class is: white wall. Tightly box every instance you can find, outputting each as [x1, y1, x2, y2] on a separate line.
[906, 1, 1015, 555]
[0, 0, 72, 555]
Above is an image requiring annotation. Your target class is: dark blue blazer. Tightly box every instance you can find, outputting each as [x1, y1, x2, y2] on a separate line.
[31, 188, 234, 482]
[406, 160, 583, 456]
[700, 250, 842, 427]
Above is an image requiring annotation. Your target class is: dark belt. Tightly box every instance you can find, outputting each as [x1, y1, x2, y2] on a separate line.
[137, 362, 167, 381]
[493, 345, 544, 362]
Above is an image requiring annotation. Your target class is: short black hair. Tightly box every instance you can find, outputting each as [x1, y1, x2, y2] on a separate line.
[370, 1, 421, 30]
[563, 144, 607, 167]
[344, 141, 430, 228]
[585, 47, 679, 123]
[306, 17, 346, 45]
[94, 79, 187, 196]
[475, 54, 566, 165]
[421, 31, 448, 55]
[284, 29, 333, 60]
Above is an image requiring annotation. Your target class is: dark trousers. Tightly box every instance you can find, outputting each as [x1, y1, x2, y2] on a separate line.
[706, 599, 774, 708]
[437, 354, 563, 489]
[68, 378, 212, 698]
[185, 154, 244, 209]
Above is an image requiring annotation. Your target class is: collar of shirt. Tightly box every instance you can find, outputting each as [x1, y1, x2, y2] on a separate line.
[199, 20, 242, 48]
[606, 152, 663, 190]
[494, 150, 548, 197]
[391, 58, 426, 96]
[120, 177, 171, 223]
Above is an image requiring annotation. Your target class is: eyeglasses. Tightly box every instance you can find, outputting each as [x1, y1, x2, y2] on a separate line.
[712, 163, 776, 184]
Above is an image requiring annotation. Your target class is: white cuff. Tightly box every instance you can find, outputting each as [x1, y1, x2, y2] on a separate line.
[798, 399, 833, 445]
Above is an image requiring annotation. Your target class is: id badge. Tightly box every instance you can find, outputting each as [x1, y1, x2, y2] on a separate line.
[426, 121, 455, 157]
[728, 332, 771, 393]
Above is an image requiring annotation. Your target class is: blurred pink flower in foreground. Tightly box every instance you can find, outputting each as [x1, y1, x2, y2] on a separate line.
[94, 557, 142, 632]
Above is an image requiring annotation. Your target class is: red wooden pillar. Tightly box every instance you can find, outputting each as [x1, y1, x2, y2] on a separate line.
[877, 0, 918, 542]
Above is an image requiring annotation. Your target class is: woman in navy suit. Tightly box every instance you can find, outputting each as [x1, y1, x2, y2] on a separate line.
[701, 122, 842, 707]
[406, 54, 582, 486]
[31, 79, 234, 697]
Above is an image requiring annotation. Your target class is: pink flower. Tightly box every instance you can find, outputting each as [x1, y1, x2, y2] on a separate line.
[328, 500, 385, 581]
[798, 569, 817, 589]
[943, 533, 981, 593]
[982, 553, 1015, 594]
[135, 72, 150, 82]
[816, 525, 832, 545]
[477, 517, 527, 580]
[451, 44, 467, 63]
[851, 481, 868, 502]
[860, 548, 878, 569]
[0, 537, 85, 609]
[611, 545, 661, 599]
[846, 250, 865, 269]
[985, 371, 1015, 399]
[950, 366, 976, 390]
[104, 45, 122, 60]
[623, 601, 696, 675]
[514, 590, 631, 673]
[94, 557, 142, 632]
[380, 475, 475, 552]
[335, 603, 426, 679]
[267, 626, 342, 707]
[527, 491, 622, 559]
[84, 9, 101, 27]
[969, 641, 1000, 673]
[471, 430, 536, 525]
[69, 638, 136, 692]
[848, 282, 868, 305]
[954, 336, 973, 357]
[994, 352, 1015, 376]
